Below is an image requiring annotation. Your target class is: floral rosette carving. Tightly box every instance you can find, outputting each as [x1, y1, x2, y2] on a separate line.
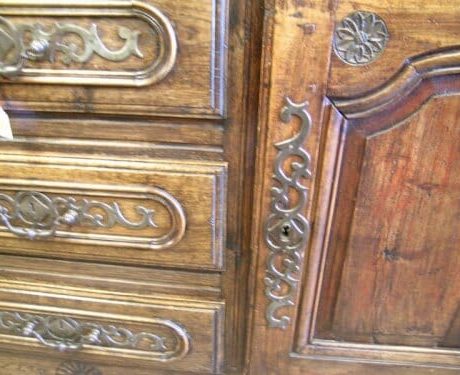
[333, 11, 389, 65]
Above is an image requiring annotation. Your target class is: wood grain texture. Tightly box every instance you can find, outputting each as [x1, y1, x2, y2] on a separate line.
[294, 44, 460, 375]
[2, 0, 460, 373]
[0, 0, 260, 374]
[0, 0, 227, 117]
[247, 0, 336, 374]
[318, 95, 460, 349]
[0, 152, 227, 270]
[328, 0, 460, 99]
[0, 283, 225, 374]
[247, 0, 460, 374]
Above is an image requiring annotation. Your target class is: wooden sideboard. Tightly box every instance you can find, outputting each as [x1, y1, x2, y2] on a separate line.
[0, 1, 459, 374]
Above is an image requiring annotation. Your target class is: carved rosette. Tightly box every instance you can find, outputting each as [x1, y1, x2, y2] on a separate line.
[0, 0, 177, 85]
[264, 97, 312, 329]
[333, 11, 389, 65]
[56, 361, 102, 375]
[0, 311, 190, 361]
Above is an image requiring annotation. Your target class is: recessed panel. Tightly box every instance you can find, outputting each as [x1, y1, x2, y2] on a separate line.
[316, 95, 460, 352]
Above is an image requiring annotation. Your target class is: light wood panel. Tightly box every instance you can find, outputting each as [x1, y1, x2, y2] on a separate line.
[0, 0, 227, 117]
[0, 282, 224, 374]
[0, 152, 227, 270]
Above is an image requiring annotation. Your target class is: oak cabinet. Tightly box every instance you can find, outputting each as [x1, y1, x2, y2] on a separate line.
[0, 0, 459, 374]
[249, 1, 460, 374]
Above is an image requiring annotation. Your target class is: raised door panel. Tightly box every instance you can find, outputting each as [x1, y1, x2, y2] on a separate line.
[316, 95, 460, 348]
[248, 0, 460, 374]
[294, 54, 460, 370]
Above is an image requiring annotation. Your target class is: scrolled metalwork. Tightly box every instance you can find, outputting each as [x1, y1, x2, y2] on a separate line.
[264, 97, 312, 329]
[0, 310, 190, 361]
[333, 11, 389, 66]
[0, 189, 186, 249]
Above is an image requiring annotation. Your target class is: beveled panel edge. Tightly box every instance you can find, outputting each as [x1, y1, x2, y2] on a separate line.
[0, 0, 178, 87]
[0, 254, 223, 301]
[209, 0, 229, 117]
[331, 47, 460, 118]
[294, 340, 460, 370]
[0, 148, 228, 173]
[292, 102, 460, 370]
[210, 162, 227, 270]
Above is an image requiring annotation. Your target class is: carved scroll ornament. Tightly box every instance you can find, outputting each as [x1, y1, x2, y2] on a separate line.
[0, 18, 144, 78]
[264, 97, 312, 329]
[0, 188, 186, 250]
[0, 0, 177, 86]
[0, 310, 190, 361]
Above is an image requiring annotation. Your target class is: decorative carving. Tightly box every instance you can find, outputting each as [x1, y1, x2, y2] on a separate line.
[333, 11, 389, 66]
[56, 361, 102, 375]
[0, 1, 177, 86]
[264, 97, 312, 329]
[0, 311, 190, 361]
[0, 18, 143, 77]
[0, 189, 186, 249]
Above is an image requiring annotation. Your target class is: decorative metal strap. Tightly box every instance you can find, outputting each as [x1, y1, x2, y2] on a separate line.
[0, 311, 190, 361]
[264, 97, 312, 329]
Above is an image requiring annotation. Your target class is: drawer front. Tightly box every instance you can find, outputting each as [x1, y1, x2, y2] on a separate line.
[0, 152, 226, 270]
[0, 286, 224, 374]
[0, 0, 227, 117]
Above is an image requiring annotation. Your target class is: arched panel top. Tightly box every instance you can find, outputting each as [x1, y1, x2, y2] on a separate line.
[332, 48, 460, 120]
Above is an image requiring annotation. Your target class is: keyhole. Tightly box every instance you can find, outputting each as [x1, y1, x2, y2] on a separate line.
[282, 224, 291, 238]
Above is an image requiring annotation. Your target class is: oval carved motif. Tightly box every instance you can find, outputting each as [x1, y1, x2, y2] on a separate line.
[0, 185, 187, 250]
[0, 0, 178, 86]
[0, 310, 191, 361]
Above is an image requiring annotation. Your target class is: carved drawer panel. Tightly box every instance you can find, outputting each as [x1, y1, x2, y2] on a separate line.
[0, 284, 224, 374]
[0, 0, 227, 117]
[0, 152, 226, 270]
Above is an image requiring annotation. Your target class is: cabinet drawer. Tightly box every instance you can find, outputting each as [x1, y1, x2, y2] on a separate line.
[0, 152, 226, 270]
[0, 0, 227, 118]
[0, 285, 224, 374]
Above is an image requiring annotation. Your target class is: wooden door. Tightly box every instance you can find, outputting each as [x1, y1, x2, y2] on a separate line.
[249, 1, 460, 374]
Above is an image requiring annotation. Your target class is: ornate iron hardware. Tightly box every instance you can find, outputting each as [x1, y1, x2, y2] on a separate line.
[264, 97, 312, 329]
[0, 310, 190, 360]
[0, 190, 186, 248]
